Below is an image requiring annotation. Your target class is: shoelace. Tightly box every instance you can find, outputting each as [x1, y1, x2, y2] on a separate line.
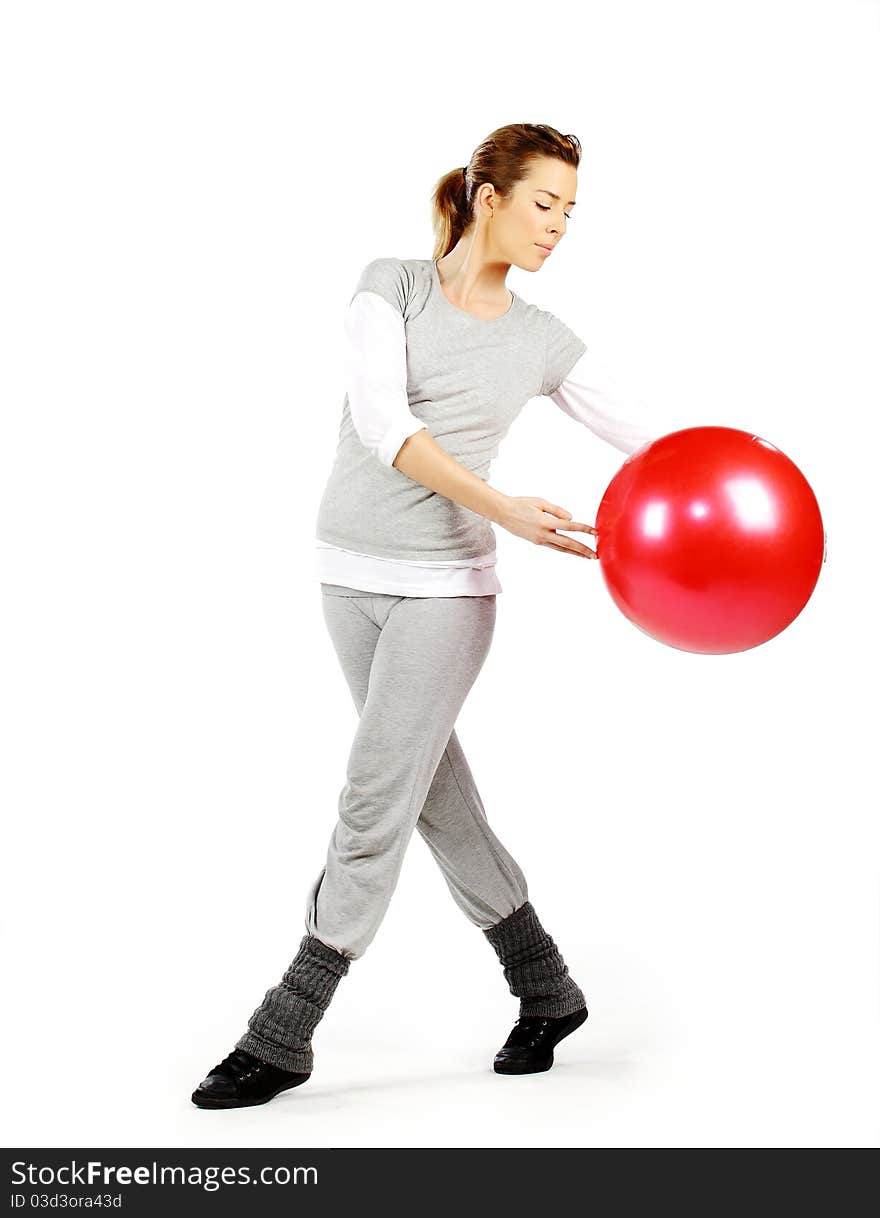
[505, 1017, 552, 1049]
[211, 1049, 266, 1080]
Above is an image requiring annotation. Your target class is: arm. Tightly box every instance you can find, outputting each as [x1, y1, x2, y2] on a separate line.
[392, 430, 510, 525]
[548, 349, 662, 455]
[395, 429, 595, 556]
[344, 291, 427, 466]
[543, 311, 681, 454]
[345, 286, 511, 524]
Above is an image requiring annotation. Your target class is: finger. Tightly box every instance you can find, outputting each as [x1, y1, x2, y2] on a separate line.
[540, 501, 572, 520]
[555, 521, 598, 535]
[545, 535, 598, 559]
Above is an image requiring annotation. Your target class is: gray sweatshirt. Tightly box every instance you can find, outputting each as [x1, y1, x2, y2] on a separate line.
[315, 256, 587, 564]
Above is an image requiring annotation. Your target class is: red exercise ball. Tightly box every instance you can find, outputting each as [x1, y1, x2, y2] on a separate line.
[595, 427, 826, 655]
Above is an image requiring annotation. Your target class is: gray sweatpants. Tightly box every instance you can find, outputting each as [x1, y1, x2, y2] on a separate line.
[305, 582, 529, 960]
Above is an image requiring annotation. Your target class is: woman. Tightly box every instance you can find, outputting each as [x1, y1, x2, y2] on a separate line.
[192, 122, 661, 1109]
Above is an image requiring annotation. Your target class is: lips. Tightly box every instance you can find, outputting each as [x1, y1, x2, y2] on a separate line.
[536, 243, 554, 252]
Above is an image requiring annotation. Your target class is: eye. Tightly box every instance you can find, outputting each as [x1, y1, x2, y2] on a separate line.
[536, 202, 573, 221]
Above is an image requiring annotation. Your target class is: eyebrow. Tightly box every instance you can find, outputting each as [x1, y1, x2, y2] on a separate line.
[536, 188, 577, 207]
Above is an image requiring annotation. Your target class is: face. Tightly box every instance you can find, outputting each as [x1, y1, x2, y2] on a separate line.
[481, 155, 578, 269]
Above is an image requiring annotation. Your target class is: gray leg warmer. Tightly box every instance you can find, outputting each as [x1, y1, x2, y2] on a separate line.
[235, 934, 350, 1072]
[484, 901, 586, 1018]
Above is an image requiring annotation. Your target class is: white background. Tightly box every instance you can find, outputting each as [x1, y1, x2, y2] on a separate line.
[2, 0, 878, 1149]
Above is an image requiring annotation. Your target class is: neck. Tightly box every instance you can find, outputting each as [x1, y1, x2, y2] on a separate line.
[436, 235, 511, 310]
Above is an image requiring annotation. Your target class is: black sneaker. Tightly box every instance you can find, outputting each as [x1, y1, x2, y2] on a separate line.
[191, 1047, 310, 1109]
[493, 1006, 588, 1075]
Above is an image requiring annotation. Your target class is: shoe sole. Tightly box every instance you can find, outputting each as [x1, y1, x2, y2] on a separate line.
[191, 1074, 310, 1109]
[493, 1006, 589, 1076]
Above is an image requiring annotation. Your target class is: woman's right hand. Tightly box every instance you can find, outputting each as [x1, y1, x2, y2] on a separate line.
[496, 495, 599, 559]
